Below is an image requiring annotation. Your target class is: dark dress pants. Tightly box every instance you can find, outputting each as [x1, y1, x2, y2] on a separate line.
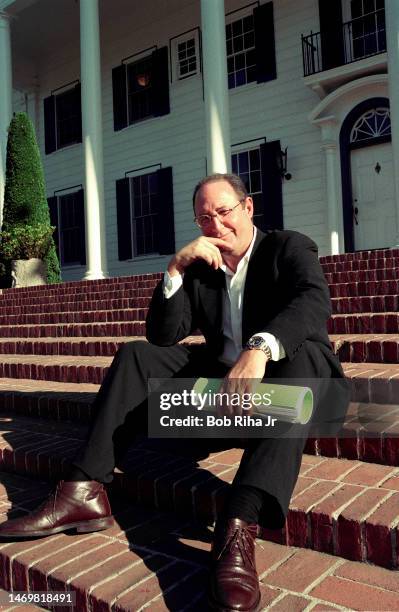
[73, 339, 345, 529]
[73, 341, 229, 483]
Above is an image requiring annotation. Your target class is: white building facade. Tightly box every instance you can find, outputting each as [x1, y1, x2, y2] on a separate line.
[0, 0, 396, 281]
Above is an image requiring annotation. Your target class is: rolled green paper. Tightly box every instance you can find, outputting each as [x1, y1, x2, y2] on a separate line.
[192, 378, 313, 425]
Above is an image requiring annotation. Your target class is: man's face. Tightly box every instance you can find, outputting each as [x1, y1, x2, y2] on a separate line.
[194, 180, 254, 259]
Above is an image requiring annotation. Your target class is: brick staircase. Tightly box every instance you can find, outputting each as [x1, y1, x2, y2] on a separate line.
[0, 249, 398, 610]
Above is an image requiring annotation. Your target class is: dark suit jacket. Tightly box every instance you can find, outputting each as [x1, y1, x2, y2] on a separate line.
[146, 228, 344, 379]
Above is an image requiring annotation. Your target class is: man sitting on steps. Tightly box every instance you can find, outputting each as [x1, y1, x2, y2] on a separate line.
[0, 173, 349, 612]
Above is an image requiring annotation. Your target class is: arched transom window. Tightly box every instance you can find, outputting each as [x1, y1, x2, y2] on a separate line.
[350, 107, 391, 144]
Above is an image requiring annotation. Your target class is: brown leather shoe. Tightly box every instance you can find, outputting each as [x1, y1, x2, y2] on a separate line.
[208, 517, 260, 612]
[0, 480, 114, 539]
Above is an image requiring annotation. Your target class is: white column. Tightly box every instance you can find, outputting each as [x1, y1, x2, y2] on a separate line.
[201, 0, 231, 174]
[0, 11, 12, 228]
[385, 0, 399, 245]
[322, 143, 340, 254]
[317, 118, 341, 255]
[80, 0, 108, 279]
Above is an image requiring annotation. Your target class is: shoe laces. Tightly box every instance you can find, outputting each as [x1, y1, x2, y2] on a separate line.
[216, 525, 256, 569]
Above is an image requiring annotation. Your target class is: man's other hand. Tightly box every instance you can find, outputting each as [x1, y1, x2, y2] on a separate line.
[167, 236, 233, 276]
[217, 349, 269, 417]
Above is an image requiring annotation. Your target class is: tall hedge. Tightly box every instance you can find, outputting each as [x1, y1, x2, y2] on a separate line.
[2, 112, 61, 283]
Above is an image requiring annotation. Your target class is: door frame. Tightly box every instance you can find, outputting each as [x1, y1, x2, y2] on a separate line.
[339, 96, 391, 252]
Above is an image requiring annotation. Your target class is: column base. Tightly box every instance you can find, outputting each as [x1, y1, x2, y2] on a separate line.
[83, 270, 109, 281]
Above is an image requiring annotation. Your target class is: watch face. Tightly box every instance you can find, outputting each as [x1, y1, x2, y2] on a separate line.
[250, 337, 264, 348]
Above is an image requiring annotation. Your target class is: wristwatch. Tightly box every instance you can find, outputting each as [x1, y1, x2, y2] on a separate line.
[245, 336, 272, 360]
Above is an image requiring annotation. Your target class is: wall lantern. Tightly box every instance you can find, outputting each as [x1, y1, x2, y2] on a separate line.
[277, 147, 292, 180]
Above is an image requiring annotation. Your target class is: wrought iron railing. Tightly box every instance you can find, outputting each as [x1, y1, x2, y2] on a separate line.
[302, 8, 386, 77]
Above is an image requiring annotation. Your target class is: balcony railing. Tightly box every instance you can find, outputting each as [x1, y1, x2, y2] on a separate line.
[302, 8, 386, 77]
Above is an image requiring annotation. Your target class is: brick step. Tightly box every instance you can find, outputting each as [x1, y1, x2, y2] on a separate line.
[1, 284, 398, 317]
[0, 336, 205, 384]
[0, 335, 205, 357]
[0, 356, 396, 402]
[0, 277, 160, 300]
[1, 296, 397, 325]
[331, 295, 398, 314]
[325, 267, 399, 284]
[0, 297, 152, 316]
[328, 312, 399, 334]
[0, 336, 135, 357]
[321, 256, 399, 273]
[0, 416, 399, 569]
[331, 334, 399, 363]
[0, 333, 396, 365]
[0, 288, 155, 309]
[329, 280, 399, 298]
[2, 471, 399, 612]
[319, 247, 399, 264]
[0, 308, 147, 326]
[0, 322, 147, 339]
[0, 354, 111, 385]
[0, 379, 398, 466]
[1, 272, 162, 293]
[0, 314, 397, 339]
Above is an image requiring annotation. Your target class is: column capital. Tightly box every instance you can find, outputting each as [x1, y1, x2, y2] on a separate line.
[321, 141, 337, 151]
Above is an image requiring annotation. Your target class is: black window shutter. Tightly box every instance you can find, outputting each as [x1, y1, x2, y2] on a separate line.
[112, 64, 128, 131]
[318, 0, 344, 70]
[116, 178, 133, 260]
[151, 47, 170, 117]
[74, 83, 82, 143]
[155, 167, 175, 255]
[44, 95, 56, 154]
[254, 2, 277, 83]
[47, 196, 59, 256]
[75, 189, 86, 265]
[259, 141, 283, 231]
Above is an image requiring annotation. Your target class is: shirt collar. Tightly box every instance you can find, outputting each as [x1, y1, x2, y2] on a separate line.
[220, 227, 257, 277]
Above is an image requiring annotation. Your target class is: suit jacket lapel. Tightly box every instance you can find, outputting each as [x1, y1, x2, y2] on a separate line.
[242, 228, 267, 343]
[198, 267, 225, 334]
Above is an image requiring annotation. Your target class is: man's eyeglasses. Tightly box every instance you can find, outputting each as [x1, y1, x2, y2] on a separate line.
[194, 199, 246, 229]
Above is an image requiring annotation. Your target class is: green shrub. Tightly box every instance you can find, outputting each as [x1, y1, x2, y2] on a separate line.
[0, 224, 55, 260]
[2, 113, 61, 283]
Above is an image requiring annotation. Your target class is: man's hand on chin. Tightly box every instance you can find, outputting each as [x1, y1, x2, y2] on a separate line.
[217, 349, 269, 417]
[167, 236, 233, 276]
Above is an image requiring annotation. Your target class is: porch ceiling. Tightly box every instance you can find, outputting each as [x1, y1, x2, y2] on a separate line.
[10, 0, 196, 71]
[10, 0, 79, 68]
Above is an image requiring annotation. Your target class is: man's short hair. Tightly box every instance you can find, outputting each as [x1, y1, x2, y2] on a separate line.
[192, 173, 249, 210]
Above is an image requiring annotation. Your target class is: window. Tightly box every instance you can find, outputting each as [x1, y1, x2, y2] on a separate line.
[232, 148, 263, 222]
[231, 140, 284, 231]
[226, 15, 256, 88]
[130, 172, 158, 256]
[47, 189, 86, 266]
[127, 56, 153, 124]
[350, 0, 386, 59]
[350, 107, 391, 144]
[225, 2, 277, 89]
[116, 167, 175, 259]
[112, 47, 170, 131]
[178, 38, 197, 77]
[56, 88, 82, 148]
[44, 84, 82, 154]
[171, 30, 201, 81]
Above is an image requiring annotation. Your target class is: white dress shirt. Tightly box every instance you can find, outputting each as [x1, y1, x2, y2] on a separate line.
[163, 227, 286, 366]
